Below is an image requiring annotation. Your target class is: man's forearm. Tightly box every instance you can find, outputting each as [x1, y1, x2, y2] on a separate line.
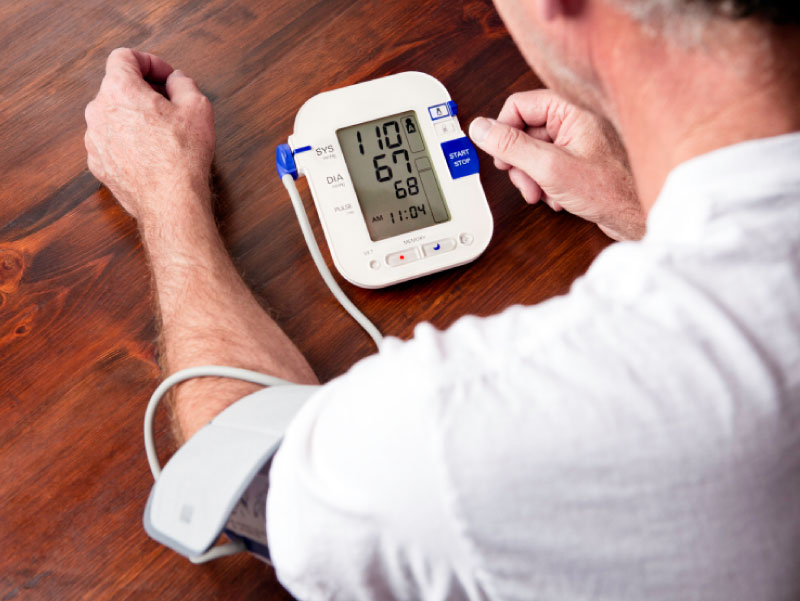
[139, 183, 318, 440]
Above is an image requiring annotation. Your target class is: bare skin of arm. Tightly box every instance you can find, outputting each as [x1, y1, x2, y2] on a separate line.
[84, 48, 317, 441]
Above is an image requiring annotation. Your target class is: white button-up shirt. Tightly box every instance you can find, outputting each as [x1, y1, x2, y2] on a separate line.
[266, 133, 800, 601]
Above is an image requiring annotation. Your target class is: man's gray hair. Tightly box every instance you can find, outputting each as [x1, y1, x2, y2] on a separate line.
[615, 0, 800, 25]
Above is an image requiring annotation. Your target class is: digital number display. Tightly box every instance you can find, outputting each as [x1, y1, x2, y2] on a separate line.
[337, 111, 451, 241]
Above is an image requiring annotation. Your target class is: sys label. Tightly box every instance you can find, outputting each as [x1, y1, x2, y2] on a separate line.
[316, 144, 337, 160]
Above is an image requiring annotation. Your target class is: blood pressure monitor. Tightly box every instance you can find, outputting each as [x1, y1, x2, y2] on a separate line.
[277, 72, 493, 288]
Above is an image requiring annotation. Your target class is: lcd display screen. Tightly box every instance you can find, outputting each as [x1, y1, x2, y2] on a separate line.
[337, 110, 451, 241]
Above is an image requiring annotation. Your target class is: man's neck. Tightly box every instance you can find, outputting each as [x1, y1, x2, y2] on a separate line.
[598, 17, 800, 212]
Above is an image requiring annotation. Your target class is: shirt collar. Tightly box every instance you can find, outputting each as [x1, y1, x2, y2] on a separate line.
[645, 131, 800, 243]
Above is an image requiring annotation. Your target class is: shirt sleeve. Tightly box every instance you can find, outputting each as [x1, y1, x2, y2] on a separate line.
[265, 322, 490, 601]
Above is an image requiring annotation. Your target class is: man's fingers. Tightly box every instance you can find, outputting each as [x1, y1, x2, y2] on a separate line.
[106, 48, 174, 85]
[525, 125, 551, 143]
[84, 100, 97, 125]
[105, 48, 139, 75]
[165, 70, 203, 106]
[508, 167, 543, 204]
[149, 82, 169, 97]
[496, 89, 563, 131]
[470, 117, 556, 184]
[137, 52, 174, 84]
[545, 199, 564, 212]
[84, 131, 104, 178]
[508, 165, 562, 211]
[495, 126, 550, 171]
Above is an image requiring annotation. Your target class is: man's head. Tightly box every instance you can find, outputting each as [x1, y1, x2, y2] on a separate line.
[492, 0, 800, 119]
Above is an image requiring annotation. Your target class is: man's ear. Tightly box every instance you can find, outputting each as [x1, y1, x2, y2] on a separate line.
[539, 0, 586, 20]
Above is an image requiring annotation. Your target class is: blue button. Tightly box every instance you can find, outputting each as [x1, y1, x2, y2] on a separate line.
[440, 137, 480, 179]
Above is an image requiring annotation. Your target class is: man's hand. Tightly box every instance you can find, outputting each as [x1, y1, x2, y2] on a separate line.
[84, 48, 215, 225]
[469, 90, 645, 241]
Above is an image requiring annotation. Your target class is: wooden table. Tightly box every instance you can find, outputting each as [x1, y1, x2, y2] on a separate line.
[0, 1, 612, 598]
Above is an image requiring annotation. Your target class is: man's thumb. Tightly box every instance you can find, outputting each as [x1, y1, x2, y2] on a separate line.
[469, 117, 549, 178]
[166, 69, 203, 107]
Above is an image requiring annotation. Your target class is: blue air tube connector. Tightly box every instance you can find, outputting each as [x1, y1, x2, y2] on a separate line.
[276, 144, 298, 180]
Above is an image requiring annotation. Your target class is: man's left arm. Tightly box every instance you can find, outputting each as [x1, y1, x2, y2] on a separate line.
[84, 48, 318, 441]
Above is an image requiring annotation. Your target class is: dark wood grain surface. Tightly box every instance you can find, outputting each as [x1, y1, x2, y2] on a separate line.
[0, 1, 612, 599]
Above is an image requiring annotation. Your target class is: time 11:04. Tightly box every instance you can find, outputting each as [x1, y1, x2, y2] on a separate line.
[389, 204, 427, 223]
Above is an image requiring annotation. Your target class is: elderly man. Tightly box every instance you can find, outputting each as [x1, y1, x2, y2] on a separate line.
[84, 0, 800, 599]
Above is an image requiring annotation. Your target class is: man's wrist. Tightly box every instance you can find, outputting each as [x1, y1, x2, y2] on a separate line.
[136, 177, 213, 237]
